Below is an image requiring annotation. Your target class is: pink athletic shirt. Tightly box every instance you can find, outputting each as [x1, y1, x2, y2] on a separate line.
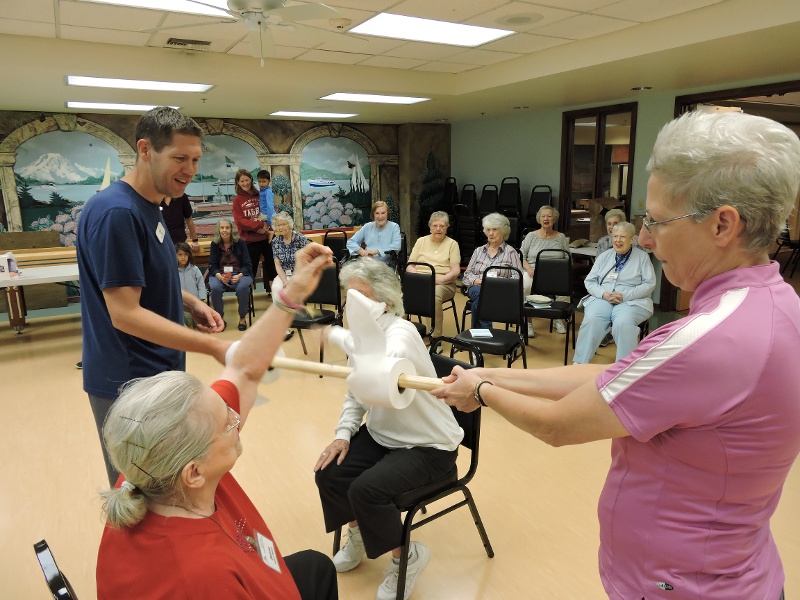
[596, 262, 800, 599]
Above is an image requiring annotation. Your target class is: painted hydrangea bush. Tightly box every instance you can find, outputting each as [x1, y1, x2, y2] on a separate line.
[30, 204, 82, 246]
[303, 195, 364, 230]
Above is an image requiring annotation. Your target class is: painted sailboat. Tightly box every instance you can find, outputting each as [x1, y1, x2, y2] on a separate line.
[98, 157, 112, 191]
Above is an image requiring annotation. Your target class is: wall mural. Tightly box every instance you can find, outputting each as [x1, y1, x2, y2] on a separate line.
[301, 137, 370, 230]
[14, 131, 123, 245]
[187, 134, 259, 237]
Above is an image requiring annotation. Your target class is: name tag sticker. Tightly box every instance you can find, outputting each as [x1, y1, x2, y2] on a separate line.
[155, 222, 166, 243]
[486, 270, 499, 278]
[255, 531, 282, 573]
[224, 266, 234, 273]
[606, 272, 618, 281]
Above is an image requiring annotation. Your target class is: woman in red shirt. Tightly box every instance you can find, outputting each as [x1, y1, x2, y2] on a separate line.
[232, 169, 277, 292]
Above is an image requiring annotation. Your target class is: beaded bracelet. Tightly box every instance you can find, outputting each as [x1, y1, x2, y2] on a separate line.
[473, 380, 493, 407]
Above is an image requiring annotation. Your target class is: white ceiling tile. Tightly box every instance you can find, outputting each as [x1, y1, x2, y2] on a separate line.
[525, 0, 620, 10]
[444, 48, 520, 65]
[382, 41, 461, 60]
[145, 22, 242, 43]
[61, 24, 152, 45]
[467, 2, 577, 31]
[300, 49, 373, 64]
[0, 19, 55, 38]
[325, 0, 397, 10]
[532, 13, 636, 40]
[593, 0, 724, 22]
[60, 1, 164, 30]
[295, 6, 379, 29]
[358, 55, 427, 69]
[227, 41, 307, 60]
[482, 32, 569, 53]
[413, 61, 478, 73]
[3, 0, 56, 23]
[317, 33, 406, 54]
[390, 0, 507, 22]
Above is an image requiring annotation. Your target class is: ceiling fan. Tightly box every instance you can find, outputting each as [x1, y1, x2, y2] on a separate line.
[143, 0, 361, 66]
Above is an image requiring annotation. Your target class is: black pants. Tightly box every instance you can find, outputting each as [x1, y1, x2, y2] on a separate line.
[284, 550, 338, 600]
[315, 425, 457, 558]
[89, 393, 119, 487]
[246, 239, 277, 291]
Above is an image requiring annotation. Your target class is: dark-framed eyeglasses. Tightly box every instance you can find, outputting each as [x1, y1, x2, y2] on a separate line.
[641, 211, 700, 233]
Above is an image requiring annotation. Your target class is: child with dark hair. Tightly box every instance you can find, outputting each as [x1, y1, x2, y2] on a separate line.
[176, 242, 204, 327]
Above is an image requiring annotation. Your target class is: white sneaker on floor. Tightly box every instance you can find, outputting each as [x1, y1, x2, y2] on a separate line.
[527, 323, 535, 338]
[554, 320, 567, 335]
[333, 526, 365, 573]
[376, 541, 431, 600]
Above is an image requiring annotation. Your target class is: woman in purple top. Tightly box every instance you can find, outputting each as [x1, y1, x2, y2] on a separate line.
[434, 111, 800, 600]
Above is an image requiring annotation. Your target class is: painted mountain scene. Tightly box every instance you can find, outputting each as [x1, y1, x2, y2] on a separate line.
[301, 137, 370, 229]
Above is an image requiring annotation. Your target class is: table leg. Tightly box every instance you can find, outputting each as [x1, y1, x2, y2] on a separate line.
[4, 285, 27, 333]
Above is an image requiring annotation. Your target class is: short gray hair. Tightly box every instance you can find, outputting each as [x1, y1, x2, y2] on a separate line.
[611, 221, 636, 238]
[100, 372, 215, 529]
[647, 111, 800, 253]
[536, 205, 560, 224]
[272, 211, 293, 229]
[429, 211, 450, 227]
[340, 258, 404, 317]
[482, 212, 511, 241]
[605, 208, 626, 224]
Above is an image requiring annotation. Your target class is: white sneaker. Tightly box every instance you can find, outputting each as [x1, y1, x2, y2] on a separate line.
[376, 541, 431, 600]
[527, 323, 535, 338]
[554, 320, 567, 335]
[333, 526, 365, 573]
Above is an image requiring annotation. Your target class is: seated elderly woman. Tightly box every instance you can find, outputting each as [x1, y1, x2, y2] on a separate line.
[208, 218, 254, 332]
[462, 212, 523, 330]
[406, 210, 461, 338]
[314, 258, 463, 600]
[520, 205, 569, 337]
[271, 211, 309, 296]
[346, 200, 401, 266]
[573, 221, 656, 364]
[595, 208, 626, 255]
[96, 244, 338, 600]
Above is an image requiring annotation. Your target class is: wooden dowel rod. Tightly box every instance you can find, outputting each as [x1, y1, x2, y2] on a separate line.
[270, 356, 444, 391]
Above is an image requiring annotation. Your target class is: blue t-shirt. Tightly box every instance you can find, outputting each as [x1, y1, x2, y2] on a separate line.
[77, 180, 185, 399]
[259, 186, 275, 225]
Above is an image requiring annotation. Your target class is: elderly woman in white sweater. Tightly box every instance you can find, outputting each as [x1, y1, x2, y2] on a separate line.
[313, 258, 462, 600]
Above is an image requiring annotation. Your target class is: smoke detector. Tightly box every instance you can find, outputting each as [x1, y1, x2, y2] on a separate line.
[329, 17, 352, 30]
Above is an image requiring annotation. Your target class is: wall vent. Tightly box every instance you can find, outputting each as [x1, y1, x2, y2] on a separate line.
[165, 38, 212, 52]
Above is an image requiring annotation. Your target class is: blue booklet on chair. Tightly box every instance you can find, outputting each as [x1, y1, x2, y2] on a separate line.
[469, 328, 492, 337]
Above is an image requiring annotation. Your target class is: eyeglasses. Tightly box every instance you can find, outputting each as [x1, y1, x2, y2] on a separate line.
[641, 211, 700, 233]
[199, 406, 240, 455]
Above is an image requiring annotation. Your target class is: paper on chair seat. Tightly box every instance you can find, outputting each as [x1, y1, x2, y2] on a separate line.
[469, 328, 492, 338]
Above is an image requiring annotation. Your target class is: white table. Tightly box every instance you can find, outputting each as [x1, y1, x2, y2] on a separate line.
[0, 264, 80, 333]
[569, 246, 599, 260]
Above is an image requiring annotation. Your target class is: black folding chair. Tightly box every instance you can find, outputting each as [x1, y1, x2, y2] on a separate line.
[292, 262, 342, 370]
[401, 261, 436, 340]
[457, 266, 527, 368]
[497, 176, 521, 219]
[203, 270, 255, 326]
[331, 337, 494, 600]
[323, 228, 350, 263]
[478, 185, 498, 219]
[523, 249, 576, 364]
[460, 184, 478, 216]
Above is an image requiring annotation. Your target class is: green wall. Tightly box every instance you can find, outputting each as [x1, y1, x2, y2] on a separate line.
[452, 72, 800, 217]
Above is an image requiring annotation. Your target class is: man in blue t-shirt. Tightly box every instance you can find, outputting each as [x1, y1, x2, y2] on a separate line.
[77, 107, 229, 485]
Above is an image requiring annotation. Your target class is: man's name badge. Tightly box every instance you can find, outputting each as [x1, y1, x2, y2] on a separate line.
[255, 531, 282, 573]
[156, 222, 166, 243]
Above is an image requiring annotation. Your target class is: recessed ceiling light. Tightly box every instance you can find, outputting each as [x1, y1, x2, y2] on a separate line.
[67, 76, 213, 93]
[80, 0, 230, 18]
[320, 93, 428, 105]
[351, 13, 513, 47]
[270, 111, 357, 119]
[66, 101, 180, 112]
[631, 86, 652, 91]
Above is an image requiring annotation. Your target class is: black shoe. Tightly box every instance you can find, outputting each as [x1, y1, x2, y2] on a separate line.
[238, 321, 247, 331]
[76, 361, 82, 369]
[284, 330, 295, 341]
[599, 332, 613, 347]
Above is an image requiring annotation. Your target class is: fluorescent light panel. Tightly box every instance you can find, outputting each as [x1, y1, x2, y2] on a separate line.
[80, 0, 230, 18]
[351, 13, 513, 47]
[320, 93, 428, 105]
[270, 111, 357, 119]
[67, 76, 213, 93]
[67, 102, 180, 112]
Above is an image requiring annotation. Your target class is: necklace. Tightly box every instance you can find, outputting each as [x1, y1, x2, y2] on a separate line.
[152, 501, 256, 552]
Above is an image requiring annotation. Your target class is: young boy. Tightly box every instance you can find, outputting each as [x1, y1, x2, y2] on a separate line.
[257, 170, 275, 226]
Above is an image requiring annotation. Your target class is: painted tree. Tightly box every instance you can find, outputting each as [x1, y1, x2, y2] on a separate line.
[385, 192, 398, 223]
[49, 191, 71, 207]
[416, 151, 445, 236]
[17, 181, 37, 208]
[271, 174, 291, 202]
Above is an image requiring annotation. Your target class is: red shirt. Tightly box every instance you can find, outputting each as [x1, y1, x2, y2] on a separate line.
[233, 193, 268, 243]
[96, 380, 301, 600]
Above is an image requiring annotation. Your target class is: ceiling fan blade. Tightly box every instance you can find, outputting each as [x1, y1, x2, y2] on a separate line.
[244, 17, 276, 59]
[185, 0, 240, 19]
[267, 3, 340, 23]
[140, 19, 237, 34]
